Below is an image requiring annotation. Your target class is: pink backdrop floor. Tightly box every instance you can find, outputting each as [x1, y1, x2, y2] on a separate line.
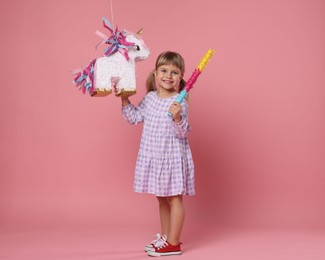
[1, 225, 325, 260]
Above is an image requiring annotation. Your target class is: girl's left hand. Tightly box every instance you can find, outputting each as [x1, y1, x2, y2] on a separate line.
[168, 102, 182, 123]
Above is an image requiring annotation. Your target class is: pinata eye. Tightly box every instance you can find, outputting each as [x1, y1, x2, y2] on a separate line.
[134, 45, 140, 51]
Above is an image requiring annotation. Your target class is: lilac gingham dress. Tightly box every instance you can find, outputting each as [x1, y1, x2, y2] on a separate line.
[122, 91, 195, 197]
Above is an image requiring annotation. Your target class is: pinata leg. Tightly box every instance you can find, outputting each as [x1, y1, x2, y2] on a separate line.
[91, 88, 112, 97]
[115, 89, 137, 98]
[113, 77, 137, 97]
[91, 77, 119, 97]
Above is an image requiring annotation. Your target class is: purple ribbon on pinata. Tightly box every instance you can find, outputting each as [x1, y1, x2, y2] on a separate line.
[95, 17, 135, 61]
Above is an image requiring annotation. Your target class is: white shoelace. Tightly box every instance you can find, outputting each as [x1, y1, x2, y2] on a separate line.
[150, 233, 161, 244]
[154, 235, 167, 248]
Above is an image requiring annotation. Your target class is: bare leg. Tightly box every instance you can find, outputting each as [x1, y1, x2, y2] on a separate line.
[166, 195, 185, 245]
[157, 197, 170, 236]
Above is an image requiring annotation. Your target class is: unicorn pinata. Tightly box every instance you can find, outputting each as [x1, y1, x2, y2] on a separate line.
[72, 17, 150, 97]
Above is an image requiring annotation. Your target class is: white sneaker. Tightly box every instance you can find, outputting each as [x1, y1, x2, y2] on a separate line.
[144, 233, 167, 252]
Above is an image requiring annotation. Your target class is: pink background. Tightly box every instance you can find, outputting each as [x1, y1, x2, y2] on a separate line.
[1, 0, 325, 245]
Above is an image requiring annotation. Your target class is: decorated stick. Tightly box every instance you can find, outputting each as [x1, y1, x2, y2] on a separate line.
[168, 49, 215, 117]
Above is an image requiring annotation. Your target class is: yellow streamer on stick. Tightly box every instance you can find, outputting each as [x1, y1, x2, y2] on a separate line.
[197, 49, 215, 71]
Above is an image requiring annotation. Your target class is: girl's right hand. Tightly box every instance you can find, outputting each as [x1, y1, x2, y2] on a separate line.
[113, 82, 131, 106]
[113, 82, 134, 98]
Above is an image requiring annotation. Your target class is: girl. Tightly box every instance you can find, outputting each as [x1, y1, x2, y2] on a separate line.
[116, 51, 195, 257]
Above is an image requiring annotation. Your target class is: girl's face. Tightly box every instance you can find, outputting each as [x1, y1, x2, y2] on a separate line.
[155, 64, 182, 93]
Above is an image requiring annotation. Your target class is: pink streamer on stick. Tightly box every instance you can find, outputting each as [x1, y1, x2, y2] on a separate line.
[185, 69, 201, 92]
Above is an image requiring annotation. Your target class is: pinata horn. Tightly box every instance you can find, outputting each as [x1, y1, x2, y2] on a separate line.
[136, 28, 143, 35]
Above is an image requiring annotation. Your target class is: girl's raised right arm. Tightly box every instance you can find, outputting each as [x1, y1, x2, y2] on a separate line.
[114, 84, 146, 125]
[120, 97, 146, 125]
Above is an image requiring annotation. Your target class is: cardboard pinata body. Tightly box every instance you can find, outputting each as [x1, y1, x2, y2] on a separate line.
[73, 18, 150, 97]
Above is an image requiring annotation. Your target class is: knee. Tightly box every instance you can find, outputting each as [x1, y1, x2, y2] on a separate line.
[157, 196, 169, 207]
[166, 195, 183, 206]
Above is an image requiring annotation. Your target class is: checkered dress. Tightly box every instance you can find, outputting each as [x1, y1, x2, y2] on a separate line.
[122, 91, 195, 197]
